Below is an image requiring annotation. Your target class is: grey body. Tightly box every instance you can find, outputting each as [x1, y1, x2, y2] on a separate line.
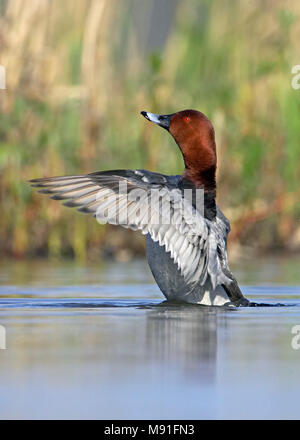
[146, 234, 230, 306]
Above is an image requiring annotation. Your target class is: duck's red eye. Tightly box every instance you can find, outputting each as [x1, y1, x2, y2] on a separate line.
[184, 116, 190, 123]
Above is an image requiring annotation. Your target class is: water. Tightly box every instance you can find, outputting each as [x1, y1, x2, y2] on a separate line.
[0, 256, 300, 420]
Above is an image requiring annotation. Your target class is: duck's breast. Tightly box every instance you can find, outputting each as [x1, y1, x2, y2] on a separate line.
[145, 234, 230, 306]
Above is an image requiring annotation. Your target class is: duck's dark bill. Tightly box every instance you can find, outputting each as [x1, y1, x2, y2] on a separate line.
[141, 111, 173, 130]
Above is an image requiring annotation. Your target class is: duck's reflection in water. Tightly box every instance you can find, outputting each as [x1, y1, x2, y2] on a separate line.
[145, 302, 226, 382]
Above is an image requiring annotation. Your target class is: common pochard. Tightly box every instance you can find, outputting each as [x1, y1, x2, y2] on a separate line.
[31, 110, 251, 307]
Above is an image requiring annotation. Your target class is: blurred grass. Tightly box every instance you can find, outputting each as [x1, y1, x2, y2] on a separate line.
[0, 0, 299, 261]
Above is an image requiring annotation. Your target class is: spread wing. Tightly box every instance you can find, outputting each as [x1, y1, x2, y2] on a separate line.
[30, 169, 231, 288]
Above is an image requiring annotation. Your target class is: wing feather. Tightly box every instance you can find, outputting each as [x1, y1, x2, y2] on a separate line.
[30, 170, 231, 287]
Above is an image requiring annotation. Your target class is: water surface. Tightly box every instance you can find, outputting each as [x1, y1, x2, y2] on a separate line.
[0, 256, 300, 419]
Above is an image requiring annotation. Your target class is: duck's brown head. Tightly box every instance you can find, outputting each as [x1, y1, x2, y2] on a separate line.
[141, 109, 217, 192]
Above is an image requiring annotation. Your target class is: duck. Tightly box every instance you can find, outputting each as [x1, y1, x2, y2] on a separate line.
[30, 109, 250, 307]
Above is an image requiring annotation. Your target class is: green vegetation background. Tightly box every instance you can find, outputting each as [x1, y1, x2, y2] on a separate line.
[0, 0, 299, 261]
